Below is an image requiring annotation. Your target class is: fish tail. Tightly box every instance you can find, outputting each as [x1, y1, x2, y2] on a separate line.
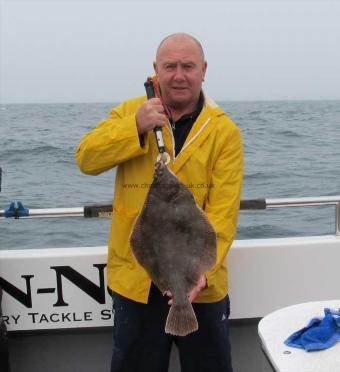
[165, 302, 198, 337]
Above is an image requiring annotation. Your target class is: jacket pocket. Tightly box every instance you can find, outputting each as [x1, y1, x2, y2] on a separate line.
[109, 206, 139, 262]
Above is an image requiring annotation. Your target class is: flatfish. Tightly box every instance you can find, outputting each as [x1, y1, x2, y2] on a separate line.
[130, 161, 216, 336]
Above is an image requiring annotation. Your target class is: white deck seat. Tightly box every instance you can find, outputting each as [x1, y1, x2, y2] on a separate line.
[258, 300, 340, 372]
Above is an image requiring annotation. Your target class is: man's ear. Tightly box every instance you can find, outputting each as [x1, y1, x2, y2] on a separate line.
[153, 62, 158, 74]
[202, 61, 207, 81]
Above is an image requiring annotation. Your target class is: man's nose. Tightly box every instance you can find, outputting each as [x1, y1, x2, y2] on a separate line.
[173, 66, 185, 81]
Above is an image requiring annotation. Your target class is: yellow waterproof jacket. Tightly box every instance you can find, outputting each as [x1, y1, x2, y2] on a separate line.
[76, 94, 243, 304]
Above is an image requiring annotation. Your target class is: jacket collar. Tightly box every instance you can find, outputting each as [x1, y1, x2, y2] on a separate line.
[164, 92, 225, 174]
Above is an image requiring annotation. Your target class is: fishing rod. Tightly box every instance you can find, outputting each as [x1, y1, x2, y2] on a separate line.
[144, 78, 170, 165]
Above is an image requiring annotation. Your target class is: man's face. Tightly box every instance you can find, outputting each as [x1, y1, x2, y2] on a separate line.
[154, 38, 207, 111]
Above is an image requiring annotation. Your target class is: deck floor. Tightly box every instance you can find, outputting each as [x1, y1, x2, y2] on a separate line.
[7, 319, 273, 372]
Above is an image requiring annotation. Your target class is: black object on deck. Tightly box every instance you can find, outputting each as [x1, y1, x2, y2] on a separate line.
[0, 286, 11, 372]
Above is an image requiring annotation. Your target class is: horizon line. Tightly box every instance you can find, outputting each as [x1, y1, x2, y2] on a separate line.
[1, 98, 340, 105]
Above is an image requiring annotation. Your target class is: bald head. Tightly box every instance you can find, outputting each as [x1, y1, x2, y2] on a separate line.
[156, 33, 205, 63]
[153, 33, 207, 117]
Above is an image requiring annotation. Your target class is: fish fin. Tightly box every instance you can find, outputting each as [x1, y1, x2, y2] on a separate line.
[165, 303, 198, 337]
[196, 207, 217, 271]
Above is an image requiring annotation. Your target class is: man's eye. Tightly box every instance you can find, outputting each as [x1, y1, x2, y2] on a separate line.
[183, 64, 194, 70]
[165, 65, 176, 70]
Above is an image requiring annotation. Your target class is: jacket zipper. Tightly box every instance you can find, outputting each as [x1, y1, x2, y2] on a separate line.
[178, 117, 211, 156]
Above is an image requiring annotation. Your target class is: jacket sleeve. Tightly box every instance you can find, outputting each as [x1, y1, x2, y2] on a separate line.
[76, 100, 149, 175]
[205, 125, 243, 288]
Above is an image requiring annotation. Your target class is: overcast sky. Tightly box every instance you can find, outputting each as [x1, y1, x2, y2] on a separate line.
[1, 0, 339, 103]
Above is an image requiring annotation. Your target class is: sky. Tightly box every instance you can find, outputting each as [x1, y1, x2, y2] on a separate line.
[0, 0, 339, 103]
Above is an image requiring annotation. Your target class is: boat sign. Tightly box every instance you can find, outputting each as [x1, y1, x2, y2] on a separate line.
[0, 246, 112, 331]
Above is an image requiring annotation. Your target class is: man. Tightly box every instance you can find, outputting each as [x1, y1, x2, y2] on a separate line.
[76, 33, 243, 372]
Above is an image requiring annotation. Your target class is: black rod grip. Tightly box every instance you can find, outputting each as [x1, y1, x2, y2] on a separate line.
[144, 79, 165, 154]
[144, 80, 156, 99]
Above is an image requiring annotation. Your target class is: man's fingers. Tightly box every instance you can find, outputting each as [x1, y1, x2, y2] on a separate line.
[165, 276, 207, 306]
[164, 290, 173, 306]
[188, 289, 199, 303]
[136, 105, 167, 134]
[153, 114, 167, 127]
[146, 99, 165, 114]
[163, 290, 172, 297]
[147, 97, 163, 106]
[187, 275, 207, 303]
[153, 104, 165, 114]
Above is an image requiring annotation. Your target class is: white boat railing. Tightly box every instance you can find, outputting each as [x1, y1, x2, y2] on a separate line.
[265, 196, 340, 236]
[1, 196, 340, 235]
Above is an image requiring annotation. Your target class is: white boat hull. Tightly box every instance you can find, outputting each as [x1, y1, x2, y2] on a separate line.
[1, 235, 339, 331]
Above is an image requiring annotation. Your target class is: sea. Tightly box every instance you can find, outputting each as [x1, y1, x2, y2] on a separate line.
[0, 100, 339, 250]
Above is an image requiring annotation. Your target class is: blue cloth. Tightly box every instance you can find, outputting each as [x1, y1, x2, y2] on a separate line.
[285, 308, 340, 351]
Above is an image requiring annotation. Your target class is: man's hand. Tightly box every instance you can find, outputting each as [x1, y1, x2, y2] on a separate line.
[136, 98, 168, 135]
[188, 275, 207, 303]
[166, 275, 207, 305]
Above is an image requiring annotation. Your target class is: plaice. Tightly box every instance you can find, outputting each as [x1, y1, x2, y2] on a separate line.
[130, 160, 216, 336]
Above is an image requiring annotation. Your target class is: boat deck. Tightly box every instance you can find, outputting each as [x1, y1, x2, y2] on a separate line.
[8, 319, 273, 372]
